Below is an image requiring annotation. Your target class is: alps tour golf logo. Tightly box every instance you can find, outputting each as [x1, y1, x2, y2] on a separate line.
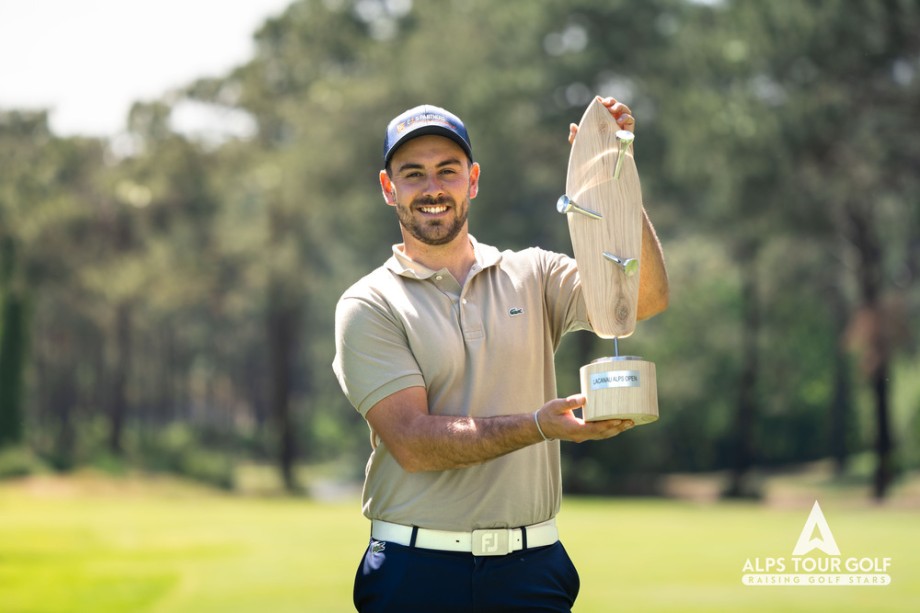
[742, 501, 892, 586]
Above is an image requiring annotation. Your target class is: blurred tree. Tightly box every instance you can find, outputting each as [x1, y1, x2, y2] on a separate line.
[0, 236, 27, 447]
[182, 0, 398, 488]
[651, 0, 920, 498]
[0, 112, 100, 452]
[530, 0, 918, 500]
[3, 0, 916, 499]
[0, 113, 47, 448]
[753, 0, 920, 499]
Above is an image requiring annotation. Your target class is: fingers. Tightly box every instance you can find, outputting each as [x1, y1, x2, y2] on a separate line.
[539, 394, 635, 442]
[597, 418, 635, 437]
[543, 394, 586, 417]
[569, 97, 635, 145]
[596, 95, 636, 132]
[576, 417, 634, 442]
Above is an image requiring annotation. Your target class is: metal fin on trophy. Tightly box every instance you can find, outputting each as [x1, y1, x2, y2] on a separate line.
[556, 195, 603, 220]
[602, 251, 639, 277]
[613, 130, 634, 180]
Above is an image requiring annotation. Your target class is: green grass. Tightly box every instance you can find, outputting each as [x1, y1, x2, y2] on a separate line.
[0, 473, 918, 612]
[561, 498, 918, 612]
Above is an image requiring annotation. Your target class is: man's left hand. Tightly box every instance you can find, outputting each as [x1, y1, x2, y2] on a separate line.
[568, 96, 635, 144]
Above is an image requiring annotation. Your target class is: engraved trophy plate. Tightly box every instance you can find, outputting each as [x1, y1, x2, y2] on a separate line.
[580, 357, 658, 424]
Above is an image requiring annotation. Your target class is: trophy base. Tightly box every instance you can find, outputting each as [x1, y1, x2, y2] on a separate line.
[580, 356, 658, 425]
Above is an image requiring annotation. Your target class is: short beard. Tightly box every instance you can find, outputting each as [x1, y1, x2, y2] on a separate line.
[397, 195, 469, 246]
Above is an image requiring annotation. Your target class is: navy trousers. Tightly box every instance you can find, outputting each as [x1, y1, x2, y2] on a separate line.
[353, 539, 580, 612]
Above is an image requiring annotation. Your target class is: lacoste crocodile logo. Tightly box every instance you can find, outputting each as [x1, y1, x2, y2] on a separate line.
[509, 307, 524, 316]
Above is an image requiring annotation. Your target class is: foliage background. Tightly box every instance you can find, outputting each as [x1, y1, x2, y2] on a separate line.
[1, 0, 918, 501]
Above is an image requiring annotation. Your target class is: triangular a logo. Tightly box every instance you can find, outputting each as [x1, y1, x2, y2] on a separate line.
[792, 500, 841, 556]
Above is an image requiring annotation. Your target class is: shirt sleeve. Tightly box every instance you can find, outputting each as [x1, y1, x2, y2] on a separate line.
[333, 293, 426, 417]
[539, 249, 593, 344]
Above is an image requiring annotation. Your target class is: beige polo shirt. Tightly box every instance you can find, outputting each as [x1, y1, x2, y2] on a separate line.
[333, 237, 591, 531]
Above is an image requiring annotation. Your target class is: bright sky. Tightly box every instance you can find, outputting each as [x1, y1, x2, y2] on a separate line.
[0, 0, 293, 137]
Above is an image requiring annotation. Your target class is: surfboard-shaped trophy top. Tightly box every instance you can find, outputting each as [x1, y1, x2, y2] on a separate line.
[561, 98, 644, 339]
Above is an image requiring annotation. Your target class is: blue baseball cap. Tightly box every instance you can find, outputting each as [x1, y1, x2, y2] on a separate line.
[383, 105, 473, 167]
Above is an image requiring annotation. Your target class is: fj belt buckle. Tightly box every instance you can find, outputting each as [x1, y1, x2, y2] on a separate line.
[472, 528, 513, 556]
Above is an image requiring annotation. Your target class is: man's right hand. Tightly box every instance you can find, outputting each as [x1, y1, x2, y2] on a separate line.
[537, 394, 634, 442]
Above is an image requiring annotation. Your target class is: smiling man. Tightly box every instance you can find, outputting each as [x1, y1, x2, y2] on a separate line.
[382, 133, 476, 248]
[333, 102, 669, 612]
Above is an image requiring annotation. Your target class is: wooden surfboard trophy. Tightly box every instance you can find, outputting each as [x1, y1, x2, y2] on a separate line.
[559, 98, 658, 425]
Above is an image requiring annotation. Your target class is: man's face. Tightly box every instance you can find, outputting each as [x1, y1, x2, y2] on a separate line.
[381, 135, 480, 247]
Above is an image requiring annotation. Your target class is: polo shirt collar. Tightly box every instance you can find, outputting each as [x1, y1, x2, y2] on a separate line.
[385, 235, 502, 280]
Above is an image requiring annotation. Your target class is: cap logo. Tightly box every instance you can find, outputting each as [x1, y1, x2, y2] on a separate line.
[385, 105, 471, 164]
[397, 113, 454, 133]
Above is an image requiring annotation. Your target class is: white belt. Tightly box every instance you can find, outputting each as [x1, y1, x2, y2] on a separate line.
[370, 518, 558, 556]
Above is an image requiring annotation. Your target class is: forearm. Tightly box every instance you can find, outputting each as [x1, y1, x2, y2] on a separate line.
[384, 412, 542, 473]
[637, 207, 669, 319]
[368, 391, 633, 473]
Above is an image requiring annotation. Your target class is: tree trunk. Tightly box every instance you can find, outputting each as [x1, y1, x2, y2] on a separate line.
[0, 237, 28, 448]
[267, 282, 298, 492]
[108, 303, 132, 455]
[725, 262, 760, 499]
[0, 291, 27, 447]
[830, 286, 852, 476]
[846, 202, 895, 500]
[871, 359, 893, 500]
[52, 364, 77, 470]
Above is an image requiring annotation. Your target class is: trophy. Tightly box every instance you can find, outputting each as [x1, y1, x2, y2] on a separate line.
[558, 98, 658, 425]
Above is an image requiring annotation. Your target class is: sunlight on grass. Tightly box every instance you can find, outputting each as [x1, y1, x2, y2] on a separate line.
[559, 498, 919, 612]
[0, 474, 366, 613]
[0, 473, 917, 612]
